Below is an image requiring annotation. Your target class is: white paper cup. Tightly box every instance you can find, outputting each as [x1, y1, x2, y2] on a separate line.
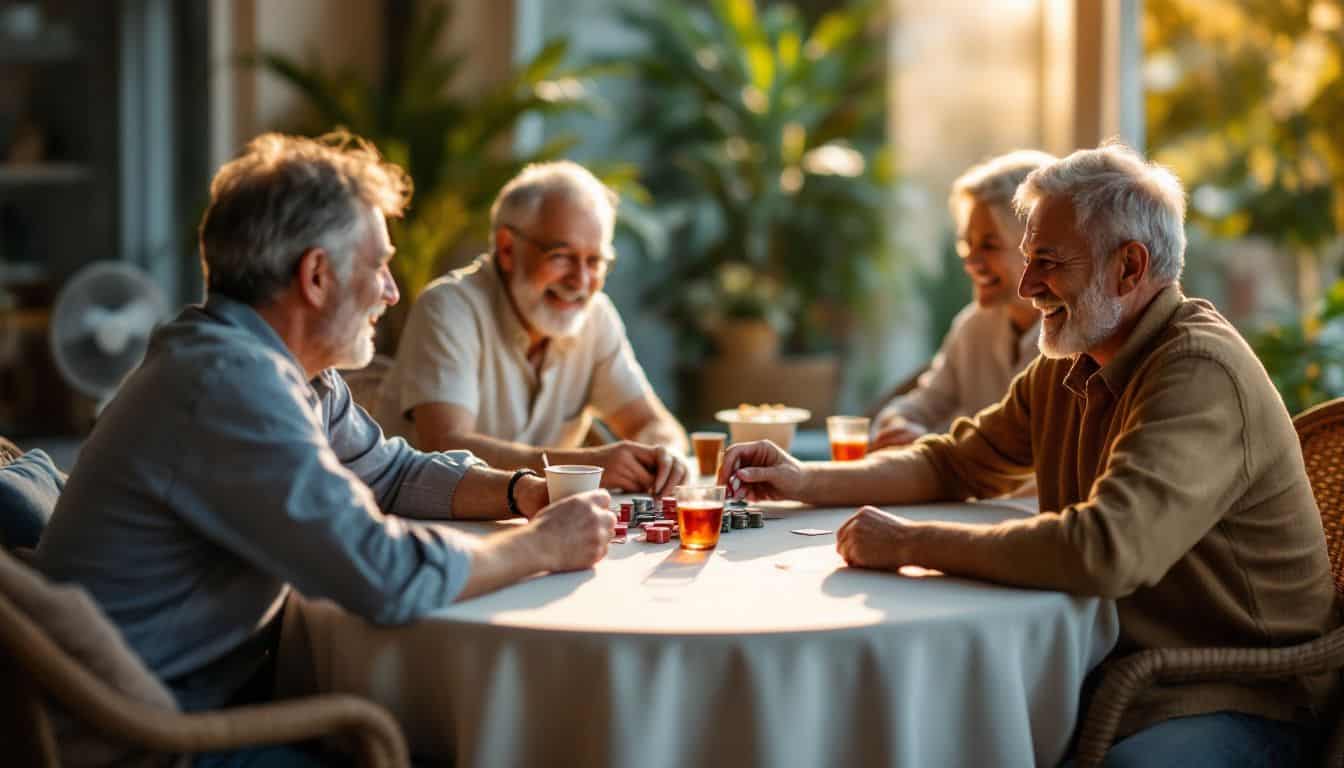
[544, 464, 604, 500]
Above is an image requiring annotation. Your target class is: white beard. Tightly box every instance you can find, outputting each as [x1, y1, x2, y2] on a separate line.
[509, 269, 590, 339]
[1037, 276, 1122, 359]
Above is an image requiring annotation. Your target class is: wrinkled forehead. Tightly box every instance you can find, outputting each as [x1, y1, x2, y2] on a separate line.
[1023, 194, 1081, 244]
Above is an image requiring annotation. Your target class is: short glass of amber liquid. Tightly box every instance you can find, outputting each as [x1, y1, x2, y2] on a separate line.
[827, 416, 870, 461]
[691, 431, 727, 479]
[675, 484, 726, 551]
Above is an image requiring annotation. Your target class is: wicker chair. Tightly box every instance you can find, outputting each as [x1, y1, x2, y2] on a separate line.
[1072, 396, 1344, 767]
[0, 558, 410, 767]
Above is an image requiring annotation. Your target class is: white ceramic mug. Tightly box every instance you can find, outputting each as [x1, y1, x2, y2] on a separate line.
[543, 464, 604, 500]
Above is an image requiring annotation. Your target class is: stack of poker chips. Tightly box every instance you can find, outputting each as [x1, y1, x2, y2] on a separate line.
[660, 496, 678, 521]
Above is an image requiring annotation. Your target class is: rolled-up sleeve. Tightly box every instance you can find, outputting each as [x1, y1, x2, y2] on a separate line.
[171, 355, 477, 624]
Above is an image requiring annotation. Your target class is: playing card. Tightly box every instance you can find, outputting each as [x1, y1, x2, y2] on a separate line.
[790, 528, 833, 536]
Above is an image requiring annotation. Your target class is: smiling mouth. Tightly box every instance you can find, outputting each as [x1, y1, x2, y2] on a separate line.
[545, 289, 588, 309]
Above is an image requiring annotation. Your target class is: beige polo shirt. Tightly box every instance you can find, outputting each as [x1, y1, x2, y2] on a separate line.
[903, 285, 1340, 737]
[376, 255, 654, 449]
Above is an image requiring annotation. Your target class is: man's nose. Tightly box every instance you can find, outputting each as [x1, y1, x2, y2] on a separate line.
[1018, 260, 1041, 300]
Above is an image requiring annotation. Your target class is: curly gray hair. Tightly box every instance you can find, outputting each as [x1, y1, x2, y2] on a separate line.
[199, 131, 411, 305]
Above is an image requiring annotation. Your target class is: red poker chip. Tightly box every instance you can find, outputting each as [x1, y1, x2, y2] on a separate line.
[614, 522, 628, 537]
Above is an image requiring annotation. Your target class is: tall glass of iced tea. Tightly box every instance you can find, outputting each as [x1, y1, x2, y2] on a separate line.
[690, 431, 727, 478]
[675, 484, 726, 551]
[827, 416, 871, 461]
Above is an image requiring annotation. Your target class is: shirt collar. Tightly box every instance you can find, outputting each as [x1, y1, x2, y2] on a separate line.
[1062, 283, 1184, 398]
[200, 293, 338, 395]
[202, 294, 302, 369]
[479, 253, 581, 354]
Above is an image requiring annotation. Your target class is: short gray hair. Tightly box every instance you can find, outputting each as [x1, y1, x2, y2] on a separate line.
[199, 131, 411, 305]
[949, 149, 1057, 232]
[1014, 141, 1187, 283]
[489, 161, 618, 254]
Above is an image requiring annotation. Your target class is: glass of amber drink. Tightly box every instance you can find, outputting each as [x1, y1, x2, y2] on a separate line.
[675, 484, 726, 551]
[691, 431, 727, 478]
[827, 416, 871, 461]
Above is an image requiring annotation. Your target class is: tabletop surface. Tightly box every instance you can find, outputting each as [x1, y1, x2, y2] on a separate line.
[423, 498, 1078, 635]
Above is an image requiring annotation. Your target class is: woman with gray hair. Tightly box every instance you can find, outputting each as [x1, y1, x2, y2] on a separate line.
[871, 149, 1055, 453]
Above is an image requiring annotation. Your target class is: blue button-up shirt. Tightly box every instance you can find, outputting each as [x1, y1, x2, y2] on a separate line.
[37, 295, 482, 707]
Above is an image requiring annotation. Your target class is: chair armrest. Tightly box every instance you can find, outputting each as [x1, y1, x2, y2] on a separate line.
[135, 695, 408, 768]
[1074, 627, 1344, 768]
[2, 592, 408, 767]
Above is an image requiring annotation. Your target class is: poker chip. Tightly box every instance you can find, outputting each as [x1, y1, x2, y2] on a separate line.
[748, 511, 764, 528]
[614, 522, 628, 537]
[730, 511, 748, 530]
[619, 502, 633, 523]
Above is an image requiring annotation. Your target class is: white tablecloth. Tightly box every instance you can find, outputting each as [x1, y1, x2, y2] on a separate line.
[277, 501, 1118, 767]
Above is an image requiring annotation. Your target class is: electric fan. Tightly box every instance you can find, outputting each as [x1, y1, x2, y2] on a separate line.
[49, 261, 167, 409]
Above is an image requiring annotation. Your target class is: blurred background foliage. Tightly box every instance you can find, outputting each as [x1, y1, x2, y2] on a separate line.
[607, 0, 894, 359]
[1146, 0, 1344, 412]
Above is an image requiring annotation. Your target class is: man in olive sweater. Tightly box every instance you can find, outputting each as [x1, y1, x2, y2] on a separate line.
[720, 143, 1338, 767]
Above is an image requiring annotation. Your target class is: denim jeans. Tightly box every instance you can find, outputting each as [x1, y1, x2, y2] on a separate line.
[1061, 711, 1313, 768]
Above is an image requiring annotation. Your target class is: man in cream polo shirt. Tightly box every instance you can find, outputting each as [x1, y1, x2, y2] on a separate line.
[377, 161, 690, 495]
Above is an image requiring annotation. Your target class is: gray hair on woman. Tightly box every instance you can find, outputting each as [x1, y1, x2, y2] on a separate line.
[949, 149, 1058, 236]
[1013, 141, 1187, 283]
[199, 130, 411, 306]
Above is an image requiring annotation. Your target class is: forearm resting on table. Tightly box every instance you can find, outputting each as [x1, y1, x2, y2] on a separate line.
[456, 526, 550, 601]
[803, 447, 946, 507]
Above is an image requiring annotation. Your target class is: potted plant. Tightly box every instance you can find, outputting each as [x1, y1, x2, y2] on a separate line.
[687, 262, 797, 363]
[609, 0, 893, 367]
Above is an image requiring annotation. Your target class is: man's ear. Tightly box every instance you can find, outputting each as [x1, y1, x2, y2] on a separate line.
[494, 227, 516, 274]
[1114, 240, 1150, 297]
[294, 247, 336, 309]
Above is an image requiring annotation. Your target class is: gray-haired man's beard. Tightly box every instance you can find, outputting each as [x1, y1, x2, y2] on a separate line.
[1036, 277, 1122, 359]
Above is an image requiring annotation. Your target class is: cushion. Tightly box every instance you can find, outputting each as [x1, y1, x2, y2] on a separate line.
[0, 549, 180, 767]
[0, 449, 64, 549]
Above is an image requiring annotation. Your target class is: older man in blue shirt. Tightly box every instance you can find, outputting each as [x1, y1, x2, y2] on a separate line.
[36, 132, 615, 732]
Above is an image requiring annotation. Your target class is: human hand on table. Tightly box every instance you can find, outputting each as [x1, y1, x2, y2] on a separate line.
[718, 440, 807, 501]
[869, 415, 927, 452]
[835, 506, 915, 571]
[578, 441, 688, 496]
[529, 489, 616, 571]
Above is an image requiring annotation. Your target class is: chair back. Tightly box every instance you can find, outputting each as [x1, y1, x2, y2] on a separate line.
[1294, 397, 1344, 599]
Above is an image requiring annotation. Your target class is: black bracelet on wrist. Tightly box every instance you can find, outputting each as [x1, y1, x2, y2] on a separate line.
[507, 468, 540, 518]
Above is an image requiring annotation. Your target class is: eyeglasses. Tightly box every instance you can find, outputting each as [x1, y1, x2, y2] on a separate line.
[504, 225, 614, 277]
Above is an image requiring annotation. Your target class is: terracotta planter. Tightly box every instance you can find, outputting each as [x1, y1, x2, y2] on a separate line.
[711, 319, 780, 364]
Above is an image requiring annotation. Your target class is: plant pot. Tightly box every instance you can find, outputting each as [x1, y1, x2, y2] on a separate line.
[711, 319, 779, 364]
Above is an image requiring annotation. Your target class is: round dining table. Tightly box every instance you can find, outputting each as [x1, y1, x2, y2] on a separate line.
[276, 499, 1118, 767]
